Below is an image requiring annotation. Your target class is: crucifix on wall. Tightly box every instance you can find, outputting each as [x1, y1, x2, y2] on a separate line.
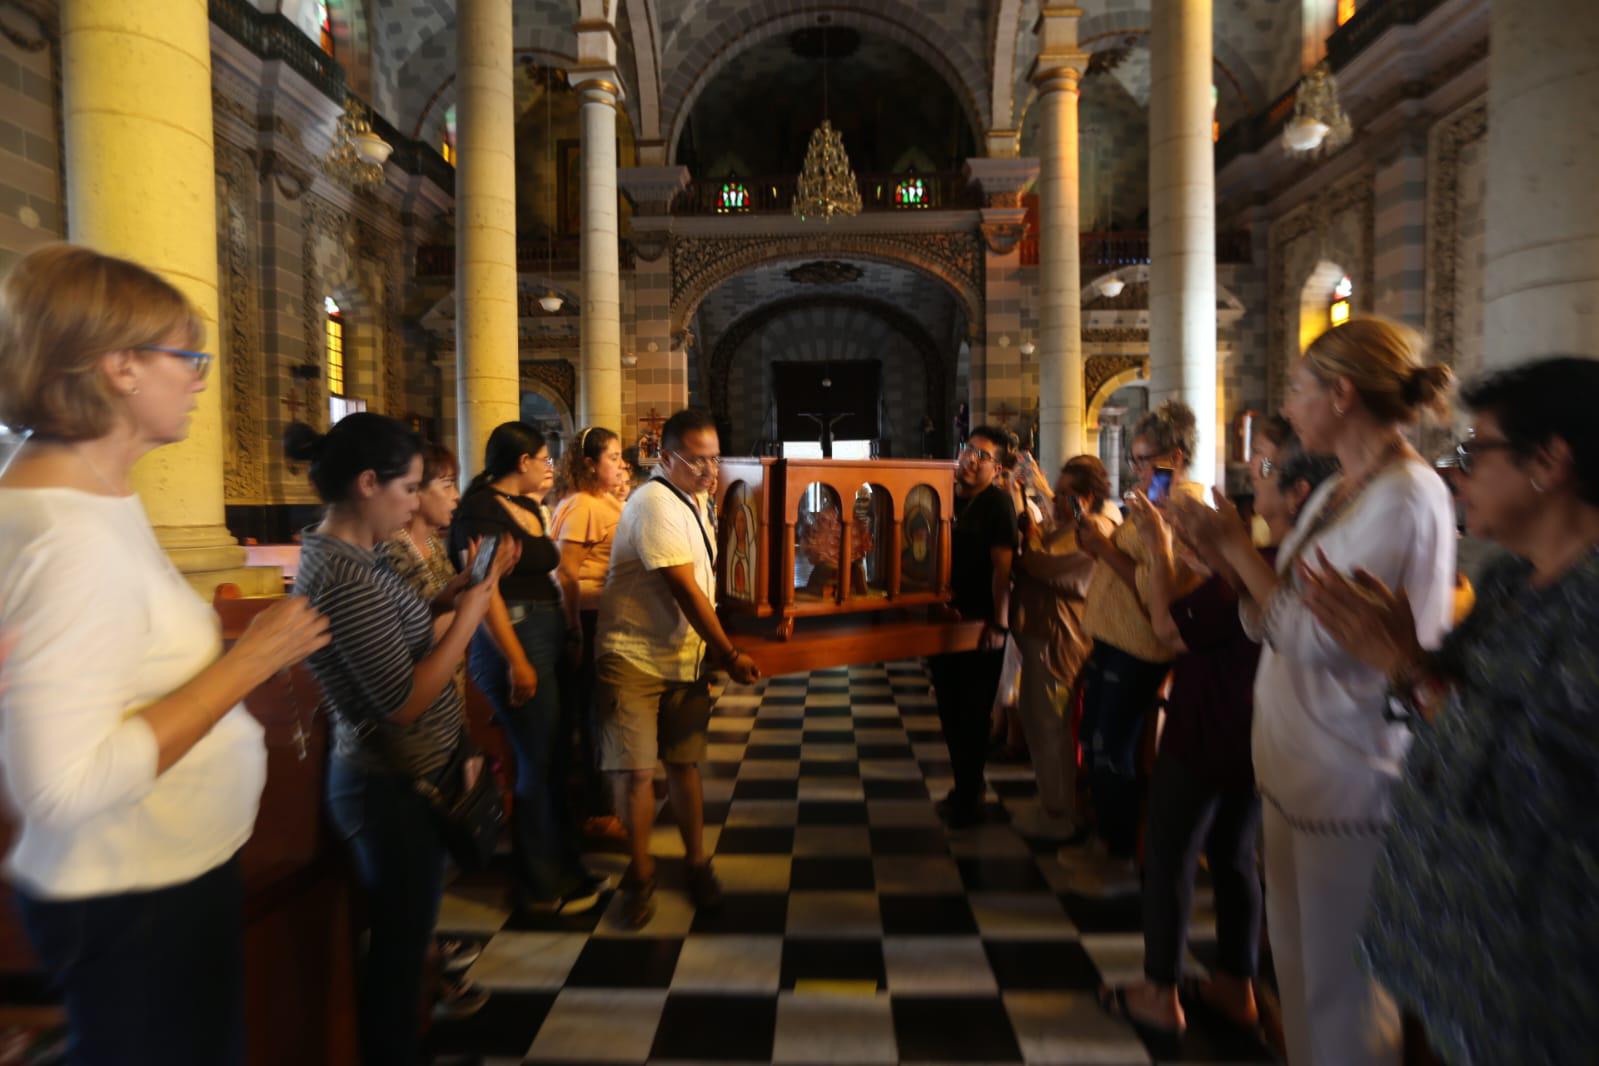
[638, 407, 665, 462]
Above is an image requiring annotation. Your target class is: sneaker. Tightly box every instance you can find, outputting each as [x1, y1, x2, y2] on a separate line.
[436, 937, 483, 976]
[523, 877, 605, 917]
[686, 861, 724, 912]
[619, 874, 657, 929]
[432, 976, 490, 1021]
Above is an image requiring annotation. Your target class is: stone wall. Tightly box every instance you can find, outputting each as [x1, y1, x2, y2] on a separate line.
[0, 3, 62, 272]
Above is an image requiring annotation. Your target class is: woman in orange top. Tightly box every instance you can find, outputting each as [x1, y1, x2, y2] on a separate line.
[550, 426, 629, 838]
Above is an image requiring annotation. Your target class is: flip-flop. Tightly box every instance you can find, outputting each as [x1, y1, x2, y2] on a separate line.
[1097, 985, 1185, 1039]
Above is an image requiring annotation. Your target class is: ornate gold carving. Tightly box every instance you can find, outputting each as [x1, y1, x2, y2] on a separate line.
[1085, 353, 1148, 401]
[979, 220, 1026, 255]
[670, 231, 984, 330]
[1426, 101, 1487, 368]
[522, 358, 576, 413]
[215, 140, 266, 501]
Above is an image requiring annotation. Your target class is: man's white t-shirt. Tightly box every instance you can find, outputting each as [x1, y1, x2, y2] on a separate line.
[596, 475, 717, 681]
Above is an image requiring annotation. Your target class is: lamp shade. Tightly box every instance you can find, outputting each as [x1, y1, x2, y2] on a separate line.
[538, 293, 564, 313]
[352, 131, 393, 166]
[1099, 277, 1126, 298]
[1282, 115, 1330, 153]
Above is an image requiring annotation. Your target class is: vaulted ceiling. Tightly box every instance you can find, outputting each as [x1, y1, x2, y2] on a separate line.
[319, 0, 1313, 164]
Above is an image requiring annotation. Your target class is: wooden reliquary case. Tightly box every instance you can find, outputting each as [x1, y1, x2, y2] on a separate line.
[716, 458, 955, 639]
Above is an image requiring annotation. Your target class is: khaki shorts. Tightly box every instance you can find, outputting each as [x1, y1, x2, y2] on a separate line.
[594, 653, 713, 771]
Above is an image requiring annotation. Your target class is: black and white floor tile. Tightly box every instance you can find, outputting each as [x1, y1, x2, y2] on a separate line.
[428, 662, 1277, 1065]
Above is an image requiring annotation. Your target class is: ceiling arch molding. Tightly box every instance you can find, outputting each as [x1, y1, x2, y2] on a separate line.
[705, 294, 951, 444]
[669, 232, 984, 339]
[660, 4, 991, 165]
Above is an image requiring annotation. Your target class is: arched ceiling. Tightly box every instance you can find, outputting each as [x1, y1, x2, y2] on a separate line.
[336, 0, 1313, 193]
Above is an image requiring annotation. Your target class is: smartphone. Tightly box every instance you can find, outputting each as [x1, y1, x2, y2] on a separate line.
[1148, 466, 1175, 504]
[467, 533, 501, 587]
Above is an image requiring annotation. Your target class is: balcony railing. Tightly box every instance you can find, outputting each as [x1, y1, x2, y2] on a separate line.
[209, 0, 454, 193]
[671, 170, 981, 216]
[1018, 230, 1254, 268]
[415, 236, 635, 278]
[1217, 0, 1453, 169]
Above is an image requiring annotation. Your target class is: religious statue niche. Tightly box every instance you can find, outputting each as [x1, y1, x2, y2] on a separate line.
[715, 457, 954, 640]
[900, 484, 941, 594]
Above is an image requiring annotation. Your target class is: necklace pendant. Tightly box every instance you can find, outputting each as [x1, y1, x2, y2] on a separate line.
[291, 721, 310, 761]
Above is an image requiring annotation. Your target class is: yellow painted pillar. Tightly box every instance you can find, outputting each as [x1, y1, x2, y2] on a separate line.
[1031, 5, 1089, 475]
[454, 0, 522, 475]
[62, 0, 272, 596]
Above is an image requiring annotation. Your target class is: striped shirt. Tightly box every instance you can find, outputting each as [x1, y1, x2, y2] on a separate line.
[294, 531, 463, 777]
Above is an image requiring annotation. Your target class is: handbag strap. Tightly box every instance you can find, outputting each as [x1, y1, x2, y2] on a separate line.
[654, 476, 717, 564]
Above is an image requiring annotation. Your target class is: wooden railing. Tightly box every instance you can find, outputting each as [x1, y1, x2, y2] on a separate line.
[670, 170, 981, 216]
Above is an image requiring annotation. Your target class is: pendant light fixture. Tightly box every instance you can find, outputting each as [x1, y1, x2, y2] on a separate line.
[793, 27, 861, 221]
[539, 67, 564, 314]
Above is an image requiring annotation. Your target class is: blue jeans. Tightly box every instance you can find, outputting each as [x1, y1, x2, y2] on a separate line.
[18, 857, 244, 1066]
[1080, 640, 1171, 859]
[469, 601, 586, 901]
[326, 757, 446, 1066]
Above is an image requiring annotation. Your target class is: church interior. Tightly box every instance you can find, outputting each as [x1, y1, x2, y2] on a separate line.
[0, 0, 1594, 1063]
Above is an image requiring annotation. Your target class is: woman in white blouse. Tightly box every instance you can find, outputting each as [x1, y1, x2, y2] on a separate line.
[0, 245, 329, 1065]
[1171, 316, 1456, 1066]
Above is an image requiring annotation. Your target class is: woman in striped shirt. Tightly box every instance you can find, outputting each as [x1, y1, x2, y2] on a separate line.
[285, 414, 517, 1066]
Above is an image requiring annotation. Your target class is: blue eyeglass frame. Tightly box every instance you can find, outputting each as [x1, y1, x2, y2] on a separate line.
[137, 345, 213, 380]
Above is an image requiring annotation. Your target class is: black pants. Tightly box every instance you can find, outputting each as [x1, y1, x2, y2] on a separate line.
[1142, 749, 1263, 985]
[928, 647, 1007, 813]
[1079, 641, 1171, 858]
[18, 856, 245, 1066]
[570, 608, 612, 818]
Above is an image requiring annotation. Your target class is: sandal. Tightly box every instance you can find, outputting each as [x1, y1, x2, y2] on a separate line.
[1178, 975, 1265, 1035]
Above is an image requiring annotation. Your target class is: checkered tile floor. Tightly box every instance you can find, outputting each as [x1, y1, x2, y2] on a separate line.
[428, 662, 1277, 1065]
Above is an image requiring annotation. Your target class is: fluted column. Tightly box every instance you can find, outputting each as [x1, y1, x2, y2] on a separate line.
[61, 0, 274, 595]
[1148, 0, 1218, 486]
[454, 0, 521, 474]
[1481, 0, 1599, 367]
[1031, 5, 1089, 476]
[574, 77, 623, 432]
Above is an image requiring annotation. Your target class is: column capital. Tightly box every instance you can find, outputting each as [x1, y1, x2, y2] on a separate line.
[618, 165, 691, 215]
[984, 129, 1021, 157]
[1031, 3, 1088, 89]
[964, 156, 1039, 207]
[567, 65, 625, 102]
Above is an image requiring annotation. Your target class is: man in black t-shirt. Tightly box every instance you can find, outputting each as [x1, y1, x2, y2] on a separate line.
[929, 425, 1017, 828]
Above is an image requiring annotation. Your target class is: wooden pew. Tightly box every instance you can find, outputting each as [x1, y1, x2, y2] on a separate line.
[0, 593, 360, 1065]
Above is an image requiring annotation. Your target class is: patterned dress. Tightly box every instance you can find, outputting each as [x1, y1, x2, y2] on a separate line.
[1360, 548, 1599, 1064]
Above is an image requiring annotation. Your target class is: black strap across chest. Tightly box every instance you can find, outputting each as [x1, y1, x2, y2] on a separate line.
[654, 477, 716, 564]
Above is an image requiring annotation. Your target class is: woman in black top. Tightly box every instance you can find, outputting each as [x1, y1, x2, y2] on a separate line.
[451, 422, 604, 914]
[285, 414, 514, 1066]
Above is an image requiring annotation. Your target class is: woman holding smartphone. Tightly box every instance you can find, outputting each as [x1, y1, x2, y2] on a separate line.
[452, 422, 607, 915]
[287, 413, 515, 1066]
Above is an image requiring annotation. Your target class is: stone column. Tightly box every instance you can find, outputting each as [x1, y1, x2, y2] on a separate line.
[1148, 0, 1219, 486]
[1030, 6, 1089, 476]
[618, 166, 690, 443]
[454, 0, 521, 476]
[1481, 0, 1599, 367]
[61, 0, 270, 595]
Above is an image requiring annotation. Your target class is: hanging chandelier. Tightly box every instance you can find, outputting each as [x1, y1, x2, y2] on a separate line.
[793, 29, 860, 221]
[539, 67, 564, 312]
[1282, 61, 1352, 156]
[324, 95, 392, 190]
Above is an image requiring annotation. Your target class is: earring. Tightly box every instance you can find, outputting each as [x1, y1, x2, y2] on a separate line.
[1531, 477, 1545, 493]
[1332, 403, 1345, 417]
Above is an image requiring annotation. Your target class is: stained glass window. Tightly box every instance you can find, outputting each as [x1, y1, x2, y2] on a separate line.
[317, 0, 334, 56]
[894, 176, 927, 208]
[1330, 275, 1353, 327]
[442, 105, 457, 167]
[325, 296, 346, 396]
[716, 181, 749, 213]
